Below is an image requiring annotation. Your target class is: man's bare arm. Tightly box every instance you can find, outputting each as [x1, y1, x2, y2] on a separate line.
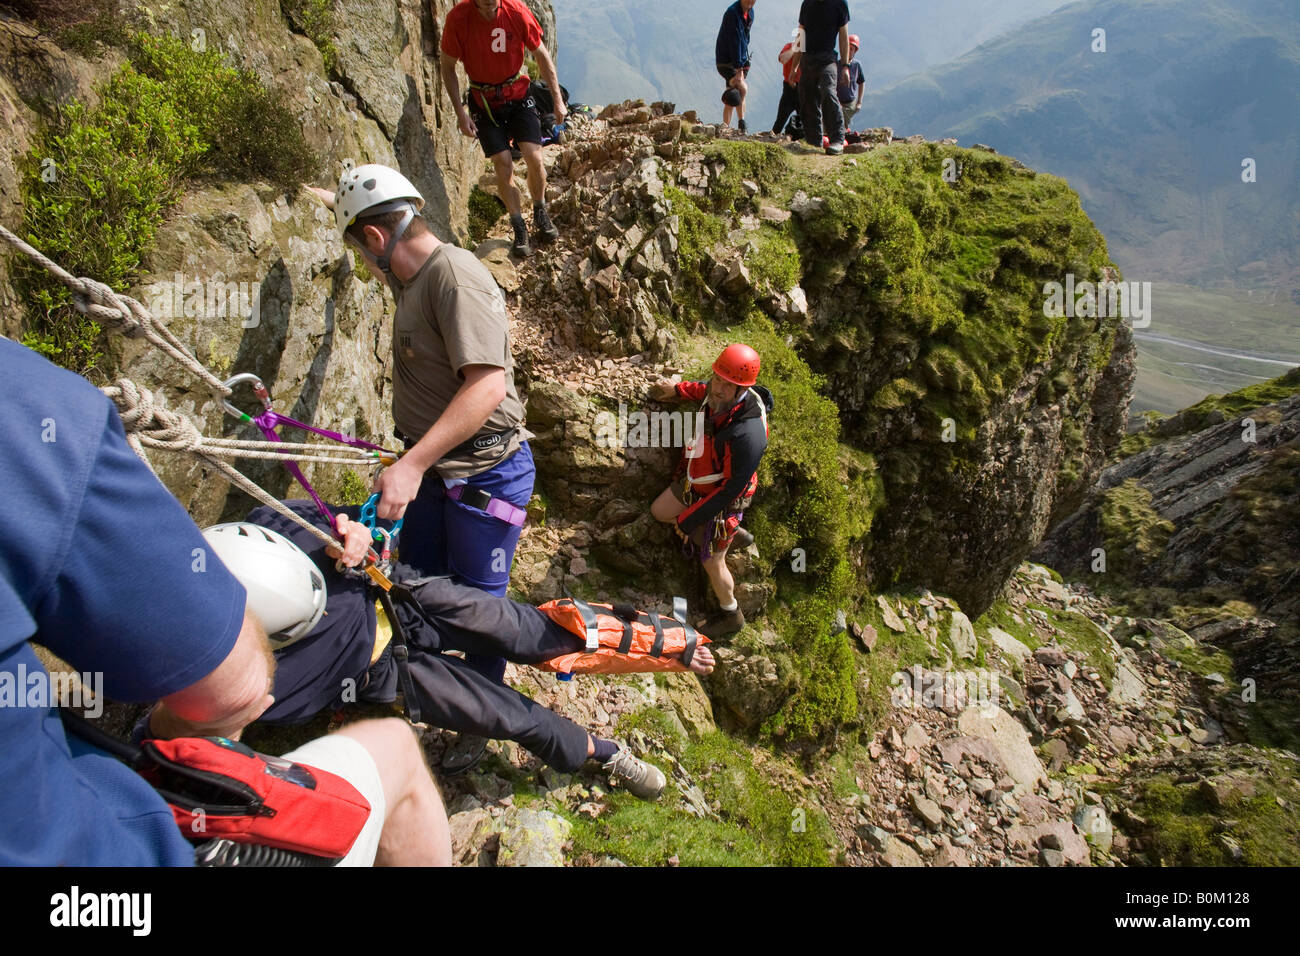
[148, 610, 276, 741]
[404, 364, 506, 473]
[441, 55, 477, 137]
[374, 364, 507, 519]
[531, 43, 566, 123]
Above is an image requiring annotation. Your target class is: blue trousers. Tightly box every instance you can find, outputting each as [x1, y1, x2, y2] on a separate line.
[399, 441, 535, 684]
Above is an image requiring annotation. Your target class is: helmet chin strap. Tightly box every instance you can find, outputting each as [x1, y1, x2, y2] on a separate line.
[374, 204, 417, 296]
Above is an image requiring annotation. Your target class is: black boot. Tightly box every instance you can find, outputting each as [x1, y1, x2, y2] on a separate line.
[441, 732, 489, 776]
[534, 201, 559, 243]
[701, 607, 745, 639]
[510, 213, 532, 258]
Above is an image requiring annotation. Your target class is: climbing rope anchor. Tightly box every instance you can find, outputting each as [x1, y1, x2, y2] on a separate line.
[221, 372, 405, 579]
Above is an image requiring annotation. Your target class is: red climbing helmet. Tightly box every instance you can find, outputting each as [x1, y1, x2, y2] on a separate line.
[712, 343, 761, 387]
[849, 34, 861, 50]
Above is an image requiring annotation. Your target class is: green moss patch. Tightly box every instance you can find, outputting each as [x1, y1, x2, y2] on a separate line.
[1126, 764, 1300, 867]
[1097, 479, 1175, 583]
[467, 185, 506, 247]
[568, 711, 834, 866]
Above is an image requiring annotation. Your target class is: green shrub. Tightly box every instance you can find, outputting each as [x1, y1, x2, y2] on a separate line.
[280, 0, 340, 74]
[128, 33, 317, 190]
[17, 71, 207, 373]
[16, 32, 318, 375]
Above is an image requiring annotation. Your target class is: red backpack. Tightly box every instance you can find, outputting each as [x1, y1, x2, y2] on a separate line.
[62, 711, 370, 865]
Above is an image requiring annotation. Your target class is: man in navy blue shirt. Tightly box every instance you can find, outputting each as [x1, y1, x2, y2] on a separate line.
[715, 0, 756, 133]
[792, 0, 852, 154]
[0, 338, 448, 865]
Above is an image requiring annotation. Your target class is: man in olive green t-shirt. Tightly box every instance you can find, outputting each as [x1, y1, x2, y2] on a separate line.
[321, 164, 536, 774]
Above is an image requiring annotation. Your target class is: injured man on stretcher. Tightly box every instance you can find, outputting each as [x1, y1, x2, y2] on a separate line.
[144, 501, 714, 802]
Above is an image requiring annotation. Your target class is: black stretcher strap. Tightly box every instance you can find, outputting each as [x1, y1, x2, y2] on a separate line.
[381, 585, 424, 727]
[678, 621, 699, 667]
[649, 615, 666, 658]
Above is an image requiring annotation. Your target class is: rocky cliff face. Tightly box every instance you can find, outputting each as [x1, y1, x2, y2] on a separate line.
[490, 107, 1134, 630]
[0, 0, 563, 522]
[1036, 376, 1299, 623]
[1034, 371, 1300, 748]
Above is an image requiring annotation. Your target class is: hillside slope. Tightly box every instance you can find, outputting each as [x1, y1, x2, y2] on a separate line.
[860, 0, 1300, 297]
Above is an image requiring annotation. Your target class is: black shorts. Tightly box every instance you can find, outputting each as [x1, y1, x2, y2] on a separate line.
[717, 63, 749, 83]
[470, 94, 543, 158]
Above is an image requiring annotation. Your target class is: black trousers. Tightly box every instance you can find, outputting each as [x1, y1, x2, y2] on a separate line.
[772, 82, 800, 135]
[385, 575, 593, 772]
[798, 56, 845, 147]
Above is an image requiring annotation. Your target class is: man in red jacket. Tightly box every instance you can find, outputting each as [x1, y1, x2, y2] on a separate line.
[440, 0, 566, 258]
[649, 344, 771, 638]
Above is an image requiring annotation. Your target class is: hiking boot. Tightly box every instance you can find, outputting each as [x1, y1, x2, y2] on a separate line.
[603, 748, 666, 801]
[738, 118, 748, 135]
[731, 526, 755, 550]
[510, 214, 532, 258]
[534, 202, 559, 243]
[441, 733, 489, 776]
[701, 607, 745, 639]
[825, 140, 845, 156]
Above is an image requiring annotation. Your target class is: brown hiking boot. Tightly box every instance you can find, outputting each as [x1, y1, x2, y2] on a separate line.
[533, 201, 559, 243]
[701, 607, 745, 639]
[603, 748, 666, 801]
[510, 214, 532, 258]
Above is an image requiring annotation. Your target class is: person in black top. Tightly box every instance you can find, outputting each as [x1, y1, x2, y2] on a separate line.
[791, 0, 851, 154]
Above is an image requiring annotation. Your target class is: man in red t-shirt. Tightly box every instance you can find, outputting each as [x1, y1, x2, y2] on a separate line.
[440, 0, 566, 258]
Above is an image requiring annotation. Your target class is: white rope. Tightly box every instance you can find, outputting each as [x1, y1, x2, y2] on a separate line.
[0, 227, 382, 557]
[0, 224, 232, 398]
[101, 380, 344, 552]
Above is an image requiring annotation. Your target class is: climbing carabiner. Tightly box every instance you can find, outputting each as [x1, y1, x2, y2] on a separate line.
[221, 373, 273, 423]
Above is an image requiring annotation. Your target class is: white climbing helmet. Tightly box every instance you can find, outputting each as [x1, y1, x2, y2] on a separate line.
[333, 163, 425, 238]
[202, 522, 327, 649]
